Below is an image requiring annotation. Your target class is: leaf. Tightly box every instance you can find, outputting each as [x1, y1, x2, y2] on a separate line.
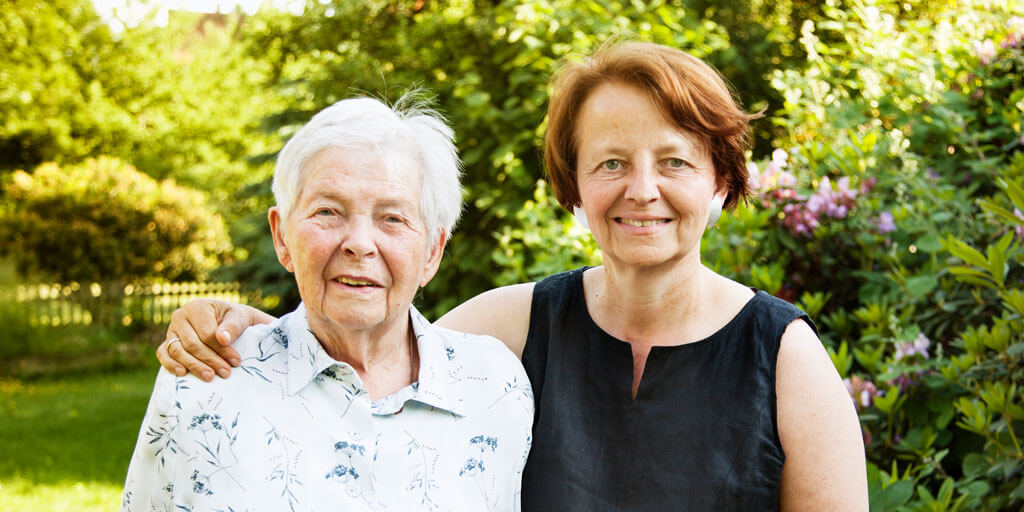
[979, 199, 1023, 225]
[948, 267, 996, 288]
[913, 233, 942, 254]
[962, 480, 989, 499]
[962, 453, 988, 478]
[1002, 178, 1024, 213]
[945, 238, 989, 269]
[1011, 479, 1024, 500]
[868, 480, 913, 512]
[905, 274, 938, 298]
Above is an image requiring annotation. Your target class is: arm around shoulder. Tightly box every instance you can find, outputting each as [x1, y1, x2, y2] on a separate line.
[436, 282, 535, 359]
[776, 319, 868, 511]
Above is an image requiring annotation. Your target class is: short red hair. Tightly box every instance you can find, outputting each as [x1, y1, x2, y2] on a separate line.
[544, 41, 762, 210]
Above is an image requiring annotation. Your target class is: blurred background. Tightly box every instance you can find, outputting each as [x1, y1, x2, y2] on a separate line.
[1, 0, 1023, 509]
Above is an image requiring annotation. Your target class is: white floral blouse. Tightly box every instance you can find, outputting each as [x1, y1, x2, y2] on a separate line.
[122, 303, 534, 512]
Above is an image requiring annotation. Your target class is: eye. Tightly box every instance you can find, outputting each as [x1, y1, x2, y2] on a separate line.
[315, 208, 334, 216]
[665, 158, 690, 169]
[601, 159, 622, 171]
[384, 214, 405, 224]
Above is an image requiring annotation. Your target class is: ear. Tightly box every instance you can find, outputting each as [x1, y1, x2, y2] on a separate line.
[418, 228, 448, 287]
[268, 207, 294, 273]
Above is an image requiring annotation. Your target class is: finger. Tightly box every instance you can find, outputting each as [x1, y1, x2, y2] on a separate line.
[212, 307, 251, 367]
[181, 305, 236, 379]
[168, 300, 231, 380]
[156, 337, 186, 377]
[166, 333, 217, 382]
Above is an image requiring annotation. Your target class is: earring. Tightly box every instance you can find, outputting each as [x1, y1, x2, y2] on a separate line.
[573, 206, 590, 231]
[706, 194, 724, 229]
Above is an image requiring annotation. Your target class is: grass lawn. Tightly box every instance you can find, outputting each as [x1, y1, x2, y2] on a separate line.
[0, 366, 159, 511]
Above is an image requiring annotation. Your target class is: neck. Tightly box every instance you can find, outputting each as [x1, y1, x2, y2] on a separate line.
[309, 313, 418, 400]
[588, 258, 712, 346]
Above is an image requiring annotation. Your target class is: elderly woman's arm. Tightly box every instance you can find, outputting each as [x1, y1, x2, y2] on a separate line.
[776, 319, 869, 511]
[157, 283, 535, 379]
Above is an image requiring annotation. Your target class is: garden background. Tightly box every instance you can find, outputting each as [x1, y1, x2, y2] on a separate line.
[1, 0, 1023, 509]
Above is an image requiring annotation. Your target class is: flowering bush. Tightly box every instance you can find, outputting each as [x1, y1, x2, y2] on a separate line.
[706, 3, 1024, 509]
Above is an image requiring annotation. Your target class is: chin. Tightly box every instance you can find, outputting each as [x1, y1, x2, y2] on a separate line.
[318, 306, 385, 331]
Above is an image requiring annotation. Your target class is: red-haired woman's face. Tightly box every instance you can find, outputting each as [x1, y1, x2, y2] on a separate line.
[574, 82, 723, 271]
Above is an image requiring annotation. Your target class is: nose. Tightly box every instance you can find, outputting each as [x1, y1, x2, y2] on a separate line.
[624, 162, 659, 204]
[340, 218, 377, 258]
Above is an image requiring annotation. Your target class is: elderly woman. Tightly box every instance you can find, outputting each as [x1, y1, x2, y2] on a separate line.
[123, 95, 533, 511]
[157, 42, 867, 510]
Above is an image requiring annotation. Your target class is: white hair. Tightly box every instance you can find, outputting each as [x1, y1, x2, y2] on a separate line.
[271, 93, 463, 244]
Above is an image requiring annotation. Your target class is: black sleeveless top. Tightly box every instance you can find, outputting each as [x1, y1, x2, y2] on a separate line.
[520, 267, 814, 511]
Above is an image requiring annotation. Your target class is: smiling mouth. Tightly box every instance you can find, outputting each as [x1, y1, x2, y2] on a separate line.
[336, 277, 380, 287]
[616, 218, 670, 227]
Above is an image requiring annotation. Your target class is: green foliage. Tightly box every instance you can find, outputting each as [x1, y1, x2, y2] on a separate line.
[0, 0, 280, 222]
[0, 158, 231, 283]
[6, 0, 1024, 506]
[229, 0, 814, 316]
[722, 1, 1024, 508]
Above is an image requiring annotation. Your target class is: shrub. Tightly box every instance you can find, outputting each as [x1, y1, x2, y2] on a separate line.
[708, 3, 1024, 509]
[0, 157, 232, 284]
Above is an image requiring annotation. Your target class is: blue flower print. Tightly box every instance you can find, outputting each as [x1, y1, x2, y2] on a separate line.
[458, 458, 485, 477]
[325, 464, 360, 482]
[188, 413, 222, 432]
[461, 434, 502, 510]
[191, 469, 214, 496]
[469, 435, 498, 452]
[270, 327, 289, 348]
[334, 440, 366, 457]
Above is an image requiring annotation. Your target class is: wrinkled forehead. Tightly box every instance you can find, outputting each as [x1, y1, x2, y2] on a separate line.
[300, 143, 423, 192]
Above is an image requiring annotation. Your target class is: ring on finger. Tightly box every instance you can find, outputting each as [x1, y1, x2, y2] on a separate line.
[167, 337, 181, 349]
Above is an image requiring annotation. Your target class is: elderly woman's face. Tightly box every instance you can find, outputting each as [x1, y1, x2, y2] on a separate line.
[574, 81, 721, 270]
[269, 146, 443, 338]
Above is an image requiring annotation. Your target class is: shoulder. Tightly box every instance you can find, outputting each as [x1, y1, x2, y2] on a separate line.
[426, 324, 534, 433]
[775, 318, 827, 381]
[436, 282, 536, 358]
[775, 319, 868, 509]
[431, 324, 530, 383]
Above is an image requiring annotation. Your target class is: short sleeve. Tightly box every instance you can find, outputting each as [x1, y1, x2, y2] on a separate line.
[121, 368, 180, 511]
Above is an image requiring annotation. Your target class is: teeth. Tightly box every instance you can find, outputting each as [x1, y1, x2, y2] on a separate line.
[620, 219, 665, 227]
[338, 277, 376, 286]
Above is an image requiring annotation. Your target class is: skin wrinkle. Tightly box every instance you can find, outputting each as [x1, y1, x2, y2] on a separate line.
[269, 146, 443, 398]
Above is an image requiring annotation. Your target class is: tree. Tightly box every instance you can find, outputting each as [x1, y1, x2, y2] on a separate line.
[0, 157, 232, 284]
[1, 0, 282, 220]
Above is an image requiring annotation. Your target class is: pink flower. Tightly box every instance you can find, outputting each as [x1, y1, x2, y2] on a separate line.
[844, 375, 879, 410]
[974, 39, 996, 65]
[894, 333, 930, 361]
[860, 177, 878, 194]
[770, 148, 788, 168]
[1011, 16, 1024, 32]
[1006, 18, 1024, 48]
[778, 171, 797, 188]
[876, 211, 896, 234]
[749, 148, 791, 191]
